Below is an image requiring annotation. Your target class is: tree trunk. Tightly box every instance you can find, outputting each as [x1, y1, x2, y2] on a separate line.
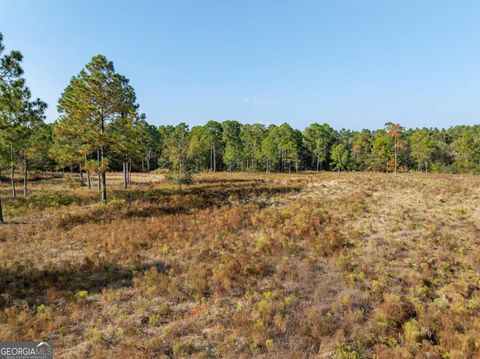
[0, 197, 4, 224]
[97, 150, 101, 191]
[100, 113, 107, 201]
[100, 147, 107, 202]
[123, 160, 128, 189]
[394, 137, 398, 176]
[79, 164, 84, 186]
[208, 144, 213, 171]
[128, 160, 132, 186]
[87, 170, 91, 189]
[10, 145, 16, 198]
[213, 144, 216, 172]
[23, 158, 28, 197]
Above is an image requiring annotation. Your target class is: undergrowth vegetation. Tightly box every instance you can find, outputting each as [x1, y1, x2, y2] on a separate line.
[0, 172, 480, 358]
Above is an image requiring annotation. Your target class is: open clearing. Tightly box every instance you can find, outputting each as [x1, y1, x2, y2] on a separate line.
[1, 172, 480, 358]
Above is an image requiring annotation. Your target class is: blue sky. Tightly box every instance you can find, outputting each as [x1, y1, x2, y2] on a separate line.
[1, 0, 480, 130]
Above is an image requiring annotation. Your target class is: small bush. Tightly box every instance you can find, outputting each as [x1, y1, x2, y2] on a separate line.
[165, 171, 194, 187]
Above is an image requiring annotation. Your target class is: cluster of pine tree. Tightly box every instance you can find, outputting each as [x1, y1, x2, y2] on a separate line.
[2, 32, 480, 210]
[156, 121, 480, 174]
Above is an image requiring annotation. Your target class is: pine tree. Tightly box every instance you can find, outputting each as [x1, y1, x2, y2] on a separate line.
[0, 32, 46, 221]
[303, 123, 335, 171]
[57, 55, 133, 201]
[410, 129, 436, 172]
[331, 143, 349, 171]
[386, 122, 403, 175]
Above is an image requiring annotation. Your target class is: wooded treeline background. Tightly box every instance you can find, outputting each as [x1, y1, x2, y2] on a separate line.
[2, 32, 480, 202]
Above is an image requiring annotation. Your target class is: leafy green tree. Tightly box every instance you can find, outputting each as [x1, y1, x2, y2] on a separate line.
[0, 32, 46, 209]
[108, 76, 140, 188]
[351, 130, 372, 170]
[0, 33, 23, 79]
[260, 124, 300, 172]
[452, 127, 480, 172]
[303, 123, 335, 170]
[135, 117, 160, 172]
[386, 122, 404, 175]
[240, 123, 266, 171]
[27, 123, 53, 174]
[370, 130, 393, 172]
[188, 125, 210, 171]
[50, 116, 93, 187]
[277, 123, 301, 172]
[18, 97, 48, 196]
[110, 114, 141, 189]
[410, 129, 436, 172]
[57, 54, 133, 201]
[331, 143, 349, 171]
[261, 125, 279, 173]
[162, 123, 190, 173]
[204, 121, 223, 171]
[0, 32, 22, 221]
[222, 120, 243, 171]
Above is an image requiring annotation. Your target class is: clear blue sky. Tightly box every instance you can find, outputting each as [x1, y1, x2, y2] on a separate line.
[1, 0, 480, 130]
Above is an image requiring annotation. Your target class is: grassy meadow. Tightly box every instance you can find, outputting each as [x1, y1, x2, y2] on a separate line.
[0, 172, 480, 358]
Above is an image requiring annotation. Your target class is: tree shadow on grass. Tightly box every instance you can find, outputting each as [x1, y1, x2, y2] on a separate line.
[195, 178, 264, 184]
[58, 183, 302, 229]
[121, 182, 301, 204]
[0, 260, 168, 309]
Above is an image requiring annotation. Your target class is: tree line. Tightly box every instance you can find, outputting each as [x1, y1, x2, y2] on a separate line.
[1, 31, 480, 217]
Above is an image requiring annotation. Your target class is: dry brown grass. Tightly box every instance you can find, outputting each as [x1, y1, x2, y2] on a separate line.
[1, 171, 480, 358]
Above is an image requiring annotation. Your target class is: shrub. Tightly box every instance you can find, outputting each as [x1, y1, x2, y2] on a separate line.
[165, 171, 193, 187]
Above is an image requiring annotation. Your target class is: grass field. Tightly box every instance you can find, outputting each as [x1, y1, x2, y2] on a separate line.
[1, 172, 480, 358]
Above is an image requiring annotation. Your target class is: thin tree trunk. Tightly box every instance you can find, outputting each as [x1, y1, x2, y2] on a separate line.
[100, 147, 107, 202]
[79, 164, 84, 186]
[100, 113, 107, 201]
[10, 144, 16, 198]
[97, 150, 101, 191]
[23, 158, 27, 197]
[128, 160, 132, 186]
[123, 160, 128, 189]
[208, 144, 213, 171]
[394, 137, 397, 176]
[87, 170, 91, 189]
[213, 144, 216, 172]
[85, 155, 91, 189]
[0, 197, 4, 224]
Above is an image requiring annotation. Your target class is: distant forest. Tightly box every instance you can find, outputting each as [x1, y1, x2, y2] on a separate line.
[1, 32, 480, 200]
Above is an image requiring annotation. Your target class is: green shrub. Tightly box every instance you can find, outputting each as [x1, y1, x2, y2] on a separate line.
[165, 171, 194, 187]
